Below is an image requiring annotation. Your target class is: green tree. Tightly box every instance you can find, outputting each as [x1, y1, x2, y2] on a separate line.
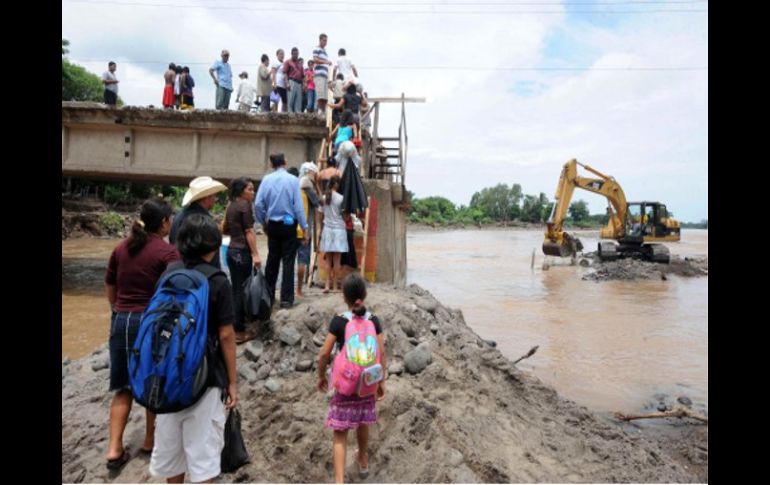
[62, 39, 121, 103]
[410, 196, 457, 223]
[521, 193, 546, 223]
[568, 200, 590, 221]
[469, 183, 522, 221]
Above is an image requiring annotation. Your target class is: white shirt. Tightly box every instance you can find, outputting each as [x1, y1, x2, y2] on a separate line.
[174, 74, 181, 95]
[271, 60, 286, 88]
[102, 71, 118, 94]
[320, 192, 345, 230]
[336, 56, 356, 83]
[236, 80, 257, 106]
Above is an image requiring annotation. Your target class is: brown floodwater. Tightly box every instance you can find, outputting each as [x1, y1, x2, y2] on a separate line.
[61, 237, 269, 361]
[62, 229, 707, 414]
[406, 228, 707, 414]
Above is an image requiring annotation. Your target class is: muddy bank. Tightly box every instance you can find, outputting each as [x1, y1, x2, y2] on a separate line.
[61, 284, 706, 483]
[61, 202, 225, 240]
[579, 254, 709, 282]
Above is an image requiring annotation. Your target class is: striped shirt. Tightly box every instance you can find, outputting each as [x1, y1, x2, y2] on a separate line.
[313, 46, 329, 78]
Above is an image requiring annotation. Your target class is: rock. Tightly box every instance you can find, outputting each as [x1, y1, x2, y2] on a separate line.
[400, 317, 417, 337]
[447, 448, 464, 467]
[238, 364, 258, 383]
[264, 379, 281, 393]
[303, 312, 322, 332]
[677, 396, 693, 407]
[278, 325, 302, 346]
[483, 339, 497, 347]
[388, 361, 404, 375]
[405, 342, 432, 374]
[408, 337, 420, 346]
[657, 403, 668, 412]
[430, 324, 439, 335]
[295, 360, 313, 372]
[256, 364, 272, 380]
[416, 297, 438, 314]
[91, 358, 109, 372]
[244, 340, 264, 362]
[313, 331, 327, 347]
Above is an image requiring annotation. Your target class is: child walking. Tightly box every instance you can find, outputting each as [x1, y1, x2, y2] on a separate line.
[318, 175, 348, 293]
[317, 273, 387, 483]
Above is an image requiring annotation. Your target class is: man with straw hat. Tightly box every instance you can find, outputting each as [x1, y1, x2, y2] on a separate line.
[170, 176, 227, 268]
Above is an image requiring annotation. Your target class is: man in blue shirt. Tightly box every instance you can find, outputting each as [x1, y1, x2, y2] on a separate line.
[209, 49, 233, 110]
[255, 153, 309, 308]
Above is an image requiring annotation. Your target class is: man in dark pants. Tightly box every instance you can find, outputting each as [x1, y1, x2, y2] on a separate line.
[254, 153, 309, 309]
[170, 176, 227, 268]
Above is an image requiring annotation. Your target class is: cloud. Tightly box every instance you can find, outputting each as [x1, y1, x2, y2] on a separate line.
[62, 1, 707, 221]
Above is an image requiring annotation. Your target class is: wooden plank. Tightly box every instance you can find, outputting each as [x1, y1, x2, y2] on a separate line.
[359, 197, 372, 279]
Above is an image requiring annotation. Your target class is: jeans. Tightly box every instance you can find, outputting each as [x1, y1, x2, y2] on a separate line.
[109, 311, 143, 391]
[226, 247, 253, 331]
[215, 86, 232, 110]
[259, 95, 270, 112]
[288, 79, 303, 113]
[306, 89, 316, 112]
[264, 220, 300, 306]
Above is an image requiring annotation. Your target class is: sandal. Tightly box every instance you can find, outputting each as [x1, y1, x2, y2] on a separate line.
[355, 449, 369, 479]
[106, 450, 130, 470]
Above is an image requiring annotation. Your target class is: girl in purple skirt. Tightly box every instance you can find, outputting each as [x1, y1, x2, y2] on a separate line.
[317, 273, 387, 483]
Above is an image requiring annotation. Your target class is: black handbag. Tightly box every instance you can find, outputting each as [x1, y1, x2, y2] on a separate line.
[221, 407, 249, 473]
[242, 266, 272, 322]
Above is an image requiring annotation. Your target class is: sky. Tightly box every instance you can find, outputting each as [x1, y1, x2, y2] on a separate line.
[62, 0, 708, 222]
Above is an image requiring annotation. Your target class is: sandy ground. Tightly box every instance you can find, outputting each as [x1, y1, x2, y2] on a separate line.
[62, 284, 707, 483]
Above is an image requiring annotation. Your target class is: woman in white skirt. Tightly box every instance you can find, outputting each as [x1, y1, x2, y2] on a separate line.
[319, 175, 348, 293]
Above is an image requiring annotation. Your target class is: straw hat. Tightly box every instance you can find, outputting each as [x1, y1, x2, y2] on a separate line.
[182, 176, 227, 207]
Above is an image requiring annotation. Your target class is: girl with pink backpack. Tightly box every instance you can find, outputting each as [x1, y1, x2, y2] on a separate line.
[317, 273, 387, 483]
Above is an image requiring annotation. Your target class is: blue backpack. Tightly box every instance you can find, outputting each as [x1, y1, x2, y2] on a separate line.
[129, 262, 223, 414]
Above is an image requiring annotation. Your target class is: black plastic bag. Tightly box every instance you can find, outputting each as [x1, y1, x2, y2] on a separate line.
[221, 407, 249, 473]
[242, 266, 272, 322]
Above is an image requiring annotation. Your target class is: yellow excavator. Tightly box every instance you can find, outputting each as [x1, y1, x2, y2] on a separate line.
[542, 159, 680, 263]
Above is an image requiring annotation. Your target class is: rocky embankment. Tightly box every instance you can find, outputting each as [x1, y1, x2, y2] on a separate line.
[62, 284, 707, 483]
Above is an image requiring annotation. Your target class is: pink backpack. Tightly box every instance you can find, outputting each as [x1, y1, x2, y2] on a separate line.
[331, 311, 383, 397]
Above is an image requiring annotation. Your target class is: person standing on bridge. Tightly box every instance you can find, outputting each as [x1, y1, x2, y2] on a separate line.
[170, 176, 227, 269]
[313, 33, 333, 115]
[271, 48, 288, 112]
[257, 54, 272, 113]
[209, 49, 233, 110]
[102, 61, 119, 108]
[235, 71, 257, 112]
[255, 153, 309, 309]
[284, 47, 305, 113]
[162, 63, 176, 109]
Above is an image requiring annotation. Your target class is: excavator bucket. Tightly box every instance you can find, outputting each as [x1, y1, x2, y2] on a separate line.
[542, 241, 575, 257]
[542, 232, 584, 257]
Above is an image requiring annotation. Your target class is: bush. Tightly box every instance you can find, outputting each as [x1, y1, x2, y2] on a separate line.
[101, 212, 125, 233]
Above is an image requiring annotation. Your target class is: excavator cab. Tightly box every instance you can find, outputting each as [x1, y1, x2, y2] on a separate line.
[623, 202, 680, 242]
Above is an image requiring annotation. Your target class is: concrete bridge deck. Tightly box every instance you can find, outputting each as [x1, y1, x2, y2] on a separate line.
[62, 102, 327, 184]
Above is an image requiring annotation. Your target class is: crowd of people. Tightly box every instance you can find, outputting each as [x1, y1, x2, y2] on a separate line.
[103, 139, 374, 483]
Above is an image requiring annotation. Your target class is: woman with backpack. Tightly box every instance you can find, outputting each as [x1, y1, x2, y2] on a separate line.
[316, 273, 387, 483]
[104, 198, 180, 470]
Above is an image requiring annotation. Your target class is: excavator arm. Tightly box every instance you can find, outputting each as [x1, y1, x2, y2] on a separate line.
[543, 159, 628, 257]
